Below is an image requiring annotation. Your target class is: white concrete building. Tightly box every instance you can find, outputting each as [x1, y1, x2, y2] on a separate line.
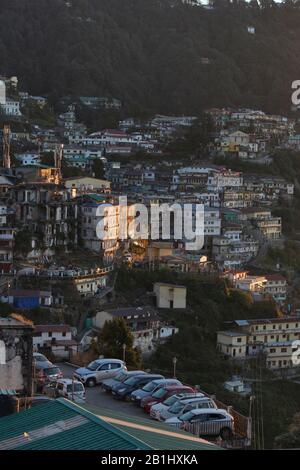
[154, 283, 187, 309]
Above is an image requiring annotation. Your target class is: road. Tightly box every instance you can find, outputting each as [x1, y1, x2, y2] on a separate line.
[59, 363, 147, 419]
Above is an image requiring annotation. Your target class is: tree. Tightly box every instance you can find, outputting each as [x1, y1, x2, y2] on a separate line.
[274, 413, 300, 448]
[92, 159, 105, 179]
[97, 318, 141, 368]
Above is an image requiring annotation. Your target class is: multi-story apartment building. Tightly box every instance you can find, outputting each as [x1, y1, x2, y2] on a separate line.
[14, 182, 78, 249]
[80, 196, 120, 265]
[264, 274, 287, 303]
[217, 317, 300, 370]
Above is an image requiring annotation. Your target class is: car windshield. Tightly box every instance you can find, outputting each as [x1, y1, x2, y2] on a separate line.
[45, 367, 60, 375]
[34, 354, 47, 362]
[142, 381, 157, 392]
[115, 372, 127, 382]
[179, 411, 195, 422]
[124, 376, 139, 386]
[67, 383, 84, 393]
[162, 395, 178, 406]
[152, 388, 168, 399]
[169, 401, 185, 414]
[87, 361, 100, 371]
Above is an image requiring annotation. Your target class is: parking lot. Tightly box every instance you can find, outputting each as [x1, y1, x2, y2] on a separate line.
[59, 363, 149, 419]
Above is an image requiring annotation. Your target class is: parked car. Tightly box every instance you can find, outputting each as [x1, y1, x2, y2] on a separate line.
[102, 370, 145, 393]
[35, 364, 63, 390]
[74, 359, 127, 387]
[43, 378, 86, 403]
[141, 385, 195, 414]
[113, 374, 164, 400]
[160, 396, 217, 422]
[33, 352, 52, 369]
[168, 408, 234, 439]
[150, 391, 204, 421]
[131, 379, 182, 405]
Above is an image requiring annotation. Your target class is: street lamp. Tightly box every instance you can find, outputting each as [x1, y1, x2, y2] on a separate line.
[172, 356, 177, 378]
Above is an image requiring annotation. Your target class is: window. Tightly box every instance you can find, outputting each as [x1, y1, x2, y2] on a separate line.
[270, 348, 276, 353]
[281, 348, 287, 353]
[48, 332, 52, 338]
[62, 332, 66, 337]
[99, 363, 110, 371]
[237, 338, 242, 343]
[110, 363, 121, 369]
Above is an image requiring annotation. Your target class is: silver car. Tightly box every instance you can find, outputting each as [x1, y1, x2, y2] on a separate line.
[170, 408, 235, 439]
[74, 358, 127, 387]
[159, 396, 217, 421]
[33, 352, 52, 369]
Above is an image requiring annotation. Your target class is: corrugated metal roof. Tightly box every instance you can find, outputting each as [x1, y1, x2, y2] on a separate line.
[0, 398, 151, 450]
[235, 320, 250, 326]
[0, 389, 16, 396]
[83, 404, 221, 451]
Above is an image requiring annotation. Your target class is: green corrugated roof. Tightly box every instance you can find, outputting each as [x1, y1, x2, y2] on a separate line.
[83, 404, 221, 451]
[84, 193, 107, 202]
[0, 399, 151, 450]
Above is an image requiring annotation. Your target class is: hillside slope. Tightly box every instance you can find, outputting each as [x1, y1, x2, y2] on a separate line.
[0, 0, 299, 114]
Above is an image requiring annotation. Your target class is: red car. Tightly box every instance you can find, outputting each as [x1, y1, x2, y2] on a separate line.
[141, 385, 195, 413]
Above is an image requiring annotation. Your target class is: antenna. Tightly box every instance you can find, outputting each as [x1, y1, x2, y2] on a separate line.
[2, 124, 11, 169]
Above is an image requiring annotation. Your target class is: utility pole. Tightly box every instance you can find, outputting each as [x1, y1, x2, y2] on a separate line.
[54, 143, 63, 181]
[2, 124, 11, 169]
[173, 356, 177, 378]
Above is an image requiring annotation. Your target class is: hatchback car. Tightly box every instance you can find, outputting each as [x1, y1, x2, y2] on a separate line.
[141, 385, 195, 414]
[102, 370, 145, 393]
[150, 392, 204, 421]
[74, 359, 127, 387]
[44, 378, 86, 403]
[131, 378, 182, 405]
[160, 396, 217, 422]
[113, 374, 164, 399]
[168, 408, 234, 439]
[33, 352, 52, 369]
[35, 365, 63, 390]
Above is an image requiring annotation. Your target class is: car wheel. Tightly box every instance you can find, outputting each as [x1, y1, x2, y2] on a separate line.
[86, 378, 96, 387]
[220, 427, 233, 440]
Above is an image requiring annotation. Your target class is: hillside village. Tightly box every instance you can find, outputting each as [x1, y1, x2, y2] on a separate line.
[1, 73, 300, 449]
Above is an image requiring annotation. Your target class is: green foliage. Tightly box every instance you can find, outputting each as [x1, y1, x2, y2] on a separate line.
[1, 0, 300, 114]
[274, 412, 300, 449]
[92, 159, 105, 179]
[21, 100, 56, 127]
[0, 302, 14, 317]
[97, 317, 142, 368]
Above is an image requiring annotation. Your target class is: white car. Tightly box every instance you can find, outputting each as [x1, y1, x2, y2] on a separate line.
[166, 408, 234, 439]
[33, 352, 52, 369]
[150, 392, 204, 420]
[159, 396, 217, 421]
[44, 379, 86, 403]
[74, 358, 127, 387]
